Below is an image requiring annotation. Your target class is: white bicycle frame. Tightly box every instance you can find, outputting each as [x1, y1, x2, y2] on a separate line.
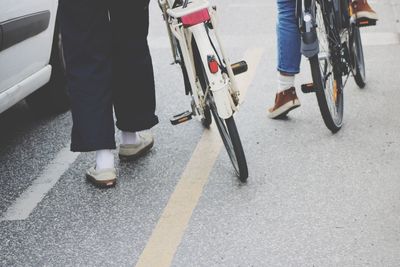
[159, 0, 241, 119]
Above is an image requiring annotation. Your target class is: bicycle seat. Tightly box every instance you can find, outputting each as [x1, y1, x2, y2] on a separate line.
[167, 0, 210, 19]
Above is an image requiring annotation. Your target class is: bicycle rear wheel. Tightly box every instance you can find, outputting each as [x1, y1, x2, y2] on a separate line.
[209, 99, 248, 182]
[193, 38, 248, 182]
[311, 1, 344, 133]
[350, 25, 366, 88]
[175, 38, 212, 128]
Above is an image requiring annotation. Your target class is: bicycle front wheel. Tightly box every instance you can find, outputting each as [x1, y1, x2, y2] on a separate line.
[311, 1, 344, 133]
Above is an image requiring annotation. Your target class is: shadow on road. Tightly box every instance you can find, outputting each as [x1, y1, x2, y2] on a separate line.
[0, 101, 63, 154]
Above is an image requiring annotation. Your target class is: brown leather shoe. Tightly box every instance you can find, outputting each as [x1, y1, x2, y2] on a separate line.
[268, 87, 301, 119]
[351, 0, 378, 21]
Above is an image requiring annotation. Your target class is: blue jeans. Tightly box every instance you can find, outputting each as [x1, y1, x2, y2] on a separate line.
[277, 0, 301, 75]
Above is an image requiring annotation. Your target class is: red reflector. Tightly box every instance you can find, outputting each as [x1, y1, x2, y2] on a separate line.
[181, 8, 210, 27]
[208, 58, 219, 74]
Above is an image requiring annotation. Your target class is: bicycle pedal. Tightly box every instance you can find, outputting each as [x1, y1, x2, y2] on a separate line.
[170, 111, 193, 125]
[231, 61, 248, 76]
[301, 83, 316, 93]
[356, 18, 376, 27]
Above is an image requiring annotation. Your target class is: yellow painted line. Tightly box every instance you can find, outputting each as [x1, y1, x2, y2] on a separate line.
[236, 47, 265, 98]
[135, 47, 265, 267]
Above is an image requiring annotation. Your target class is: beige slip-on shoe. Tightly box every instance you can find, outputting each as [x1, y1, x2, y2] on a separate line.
[119, 132, 154, 161]
[86, 167, 117, 188]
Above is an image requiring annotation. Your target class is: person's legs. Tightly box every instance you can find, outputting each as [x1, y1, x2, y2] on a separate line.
[109, 0, 159, 136]
[59, 0, 115, 152]
[59, 0, 116, 187]
[108, 0, 157, 160]
[269, 0, 301, 119]
[276, 0, 301, 76]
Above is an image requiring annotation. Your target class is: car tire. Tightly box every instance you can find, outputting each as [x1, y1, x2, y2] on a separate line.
[26, 18, 70, 115]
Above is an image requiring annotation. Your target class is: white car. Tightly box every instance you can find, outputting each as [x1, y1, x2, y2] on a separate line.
[0, 0, 68, 114]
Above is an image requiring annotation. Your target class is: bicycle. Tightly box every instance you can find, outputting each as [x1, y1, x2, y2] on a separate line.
[297, 0, 369, 133]
[159, 0, 249, 182]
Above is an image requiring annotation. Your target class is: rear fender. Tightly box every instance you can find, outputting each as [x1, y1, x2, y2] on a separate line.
[190, 23, 233, 119]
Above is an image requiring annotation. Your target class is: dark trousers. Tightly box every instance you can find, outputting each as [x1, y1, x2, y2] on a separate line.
[59, 0, 159, 152]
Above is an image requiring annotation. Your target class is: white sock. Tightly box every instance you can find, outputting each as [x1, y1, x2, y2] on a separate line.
[96, 149, 114, 170]
[121, 131, 140, 145]
[278, 72, 295, 92]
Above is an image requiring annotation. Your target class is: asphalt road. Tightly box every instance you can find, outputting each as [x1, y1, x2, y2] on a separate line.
[1, 0, 400, 266]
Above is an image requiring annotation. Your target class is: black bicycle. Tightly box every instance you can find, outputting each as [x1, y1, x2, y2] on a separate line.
[297, 0, 367, 133]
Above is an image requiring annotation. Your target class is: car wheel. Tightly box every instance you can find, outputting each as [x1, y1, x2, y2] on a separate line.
[26, 18, 70, 115]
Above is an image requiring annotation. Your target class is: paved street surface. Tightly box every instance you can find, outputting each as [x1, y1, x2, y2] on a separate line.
[1, 0, 400, 266]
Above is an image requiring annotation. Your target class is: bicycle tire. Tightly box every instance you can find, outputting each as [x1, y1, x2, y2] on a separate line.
[176, 37, 212, 127]
[311, 1, 344, 133]
[192, 35, 248, 182]
[350, 25, 366, 88]
[191, 38, 213, 128]
[210, 103, 248, 182]
[202, 104, 212, 128]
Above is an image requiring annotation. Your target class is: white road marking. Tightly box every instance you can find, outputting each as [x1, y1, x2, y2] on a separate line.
[135, 47, 264, 267]
[1, 147, 80, 221]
